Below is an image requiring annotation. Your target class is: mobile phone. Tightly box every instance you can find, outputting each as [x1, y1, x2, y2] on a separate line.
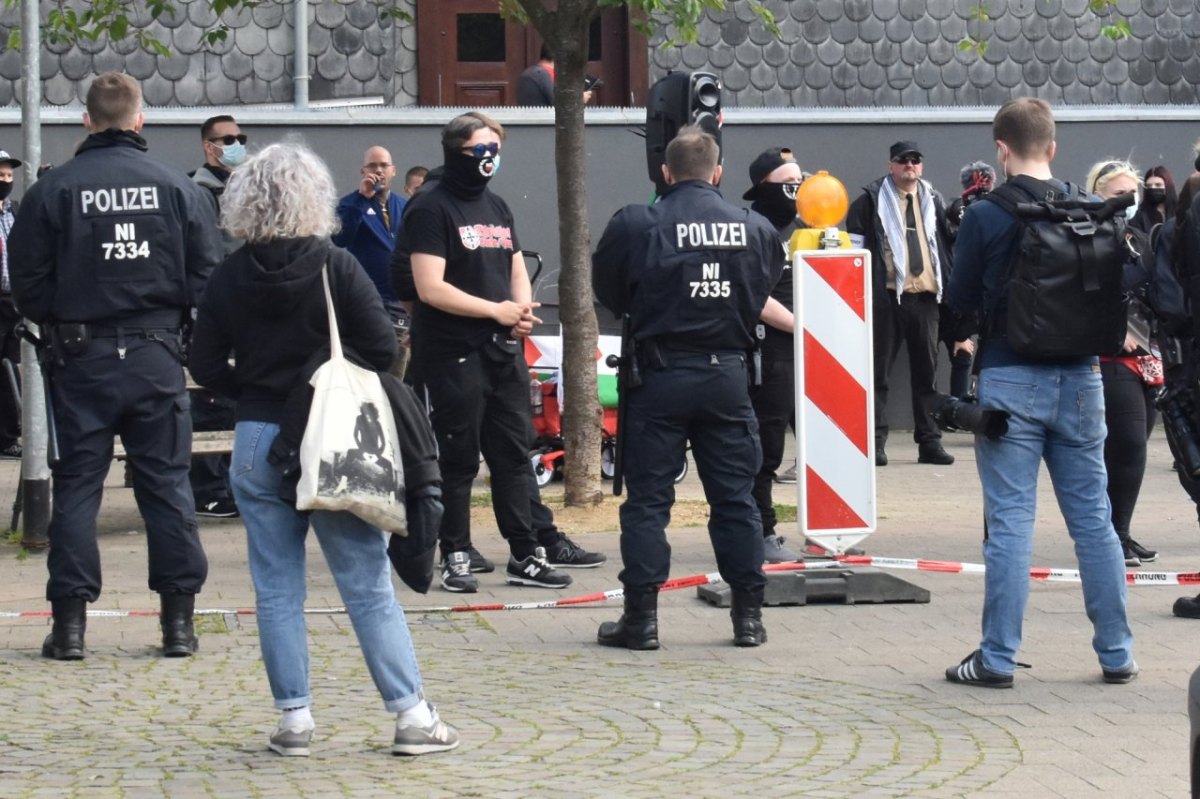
[584, 74, 603, 91]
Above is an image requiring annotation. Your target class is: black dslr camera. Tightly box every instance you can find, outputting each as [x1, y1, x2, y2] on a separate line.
[931, 393, 1010, 440]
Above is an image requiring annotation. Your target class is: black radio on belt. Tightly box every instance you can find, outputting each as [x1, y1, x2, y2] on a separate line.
[55, 323, 91, 355]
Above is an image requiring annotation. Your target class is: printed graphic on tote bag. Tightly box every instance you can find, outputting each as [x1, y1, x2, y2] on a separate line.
[317, 401, 401, 502]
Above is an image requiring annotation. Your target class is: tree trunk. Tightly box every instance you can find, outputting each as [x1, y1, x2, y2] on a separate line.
[548, 7, 604, 507]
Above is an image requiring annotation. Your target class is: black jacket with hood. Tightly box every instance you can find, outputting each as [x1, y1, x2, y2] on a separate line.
[189, 236, 395, 423]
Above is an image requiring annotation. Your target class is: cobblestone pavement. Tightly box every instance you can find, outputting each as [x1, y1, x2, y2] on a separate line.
[0, 431, 1195, 797]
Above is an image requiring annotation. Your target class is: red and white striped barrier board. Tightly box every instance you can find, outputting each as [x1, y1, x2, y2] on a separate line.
[794, 249, 875, 554]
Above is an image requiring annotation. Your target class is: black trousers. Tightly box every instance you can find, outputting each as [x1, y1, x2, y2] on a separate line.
[415, 348, 538, 558]
[750, 347, 794, 538]
[619, 351, 766, 594]
[873, 291, 941, 446]
[0, 295, 21, 447]
[1100, 360, 1157, 534]
[188, 388, 235, 503]
[47, 335, 207, 601]
[938, 303, 974, 399]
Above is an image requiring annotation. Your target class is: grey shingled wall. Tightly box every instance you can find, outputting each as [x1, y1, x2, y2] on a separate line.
[0, 0, 417, 107]
[648, 0, 1200, 107]
[3, 0, 1199, 108]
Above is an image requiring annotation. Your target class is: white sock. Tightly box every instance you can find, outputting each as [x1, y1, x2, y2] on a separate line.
[280, 706, 314, 732]
[396, 701, 434, 728]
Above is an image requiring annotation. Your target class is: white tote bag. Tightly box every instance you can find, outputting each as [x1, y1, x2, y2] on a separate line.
[295, 267, 407, 533]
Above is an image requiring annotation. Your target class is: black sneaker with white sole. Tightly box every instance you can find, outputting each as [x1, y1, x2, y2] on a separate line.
[506, 547, 573, 588]
[544, 536, 606, 568]
[1101, 661, 1139, 684]
[945, 649, 1015, 688]
[466, 545, 496, 573]
[440, 551, 479, 593]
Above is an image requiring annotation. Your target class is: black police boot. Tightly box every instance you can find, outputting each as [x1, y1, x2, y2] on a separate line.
[42, 598, 87, 660]
[597, 591, 659, 650]
[730, 588, 767, 647]
[160, 593, 198, 657]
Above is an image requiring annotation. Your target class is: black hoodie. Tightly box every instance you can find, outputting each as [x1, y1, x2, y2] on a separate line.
[189, 236, 395, 423]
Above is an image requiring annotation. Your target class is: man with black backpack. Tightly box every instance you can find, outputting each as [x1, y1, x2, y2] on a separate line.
[942, 98, 1137, 688]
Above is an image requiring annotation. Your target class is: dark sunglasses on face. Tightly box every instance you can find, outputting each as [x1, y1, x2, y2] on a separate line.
[208, 134, 248, 146]
[892, 155, 922, 166]
[462, 142, 500, 158]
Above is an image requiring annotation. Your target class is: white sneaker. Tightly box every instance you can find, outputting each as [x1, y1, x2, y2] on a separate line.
[392, 704, 461, 756]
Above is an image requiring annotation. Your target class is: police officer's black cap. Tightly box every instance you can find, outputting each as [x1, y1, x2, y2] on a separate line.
[889, 141, 923, 161]
[0, 150, 22, 169]
[742, 147, 797, 200]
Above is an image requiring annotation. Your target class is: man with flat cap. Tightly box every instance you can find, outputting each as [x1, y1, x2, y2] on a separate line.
[847, 140, 955, 467]
[743, 147, 804, 563]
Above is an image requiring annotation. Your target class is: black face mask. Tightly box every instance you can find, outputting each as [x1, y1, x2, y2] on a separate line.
[0, 182, 11, 202]
[751, 182, 799, 230]
[1144, 188, 1167, 207]
[440, 148, 499, 200]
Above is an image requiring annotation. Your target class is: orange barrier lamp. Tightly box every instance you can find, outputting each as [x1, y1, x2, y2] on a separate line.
[789, 170, 852, 254]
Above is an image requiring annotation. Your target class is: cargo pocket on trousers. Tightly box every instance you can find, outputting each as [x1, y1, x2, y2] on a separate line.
[173, 395, 192, 468]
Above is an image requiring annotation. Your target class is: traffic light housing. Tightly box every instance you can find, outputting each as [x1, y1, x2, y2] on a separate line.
[645, 71, 722, 194]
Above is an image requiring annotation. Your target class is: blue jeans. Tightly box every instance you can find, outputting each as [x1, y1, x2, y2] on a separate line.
[230, 422, 424, 713]
[973, 364, 1134, 675]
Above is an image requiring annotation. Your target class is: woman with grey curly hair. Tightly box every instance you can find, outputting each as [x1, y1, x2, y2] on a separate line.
[189, 141, 459, 758]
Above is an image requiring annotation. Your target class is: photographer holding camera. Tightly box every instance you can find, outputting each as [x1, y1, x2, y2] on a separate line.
[942, 98, 1136, 688]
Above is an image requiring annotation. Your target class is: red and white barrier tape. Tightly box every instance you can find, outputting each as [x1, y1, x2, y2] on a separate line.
[1, 556, 1196, 619]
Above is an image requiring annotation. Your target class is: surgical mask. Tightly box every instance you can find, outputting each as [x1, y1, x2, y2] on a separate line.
[217, 141, 247, 168]
[0, 182, 11, 201]
[1144, 188, 1167, 206]
[1124, 201, 1138, 221]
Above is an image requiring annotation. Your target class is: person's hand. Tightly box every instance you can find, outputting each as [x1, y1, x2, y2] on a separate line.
[492, 300, 528, 327]
[583, 90, 594, 105]
[358, 173, 382, 199]
[1123, 333, 1138, 353]
[510, 303, 542, 338]
[953, 339, 976, 356]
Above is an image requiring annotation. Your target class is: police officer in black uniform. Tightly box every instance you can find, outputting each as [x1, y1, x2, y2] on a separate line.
[9, 73, 222, 660]
[592, 126, 783, 649]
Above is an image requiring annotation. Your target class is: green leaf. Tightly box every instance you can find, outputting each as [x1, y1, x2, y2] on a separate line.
[110, 15, 129, 41]
[7, 30, 19, 51]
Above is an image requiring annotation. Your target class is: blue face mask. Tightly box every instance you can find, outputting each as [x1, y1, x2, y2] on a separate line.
[218, 141, 247, 168]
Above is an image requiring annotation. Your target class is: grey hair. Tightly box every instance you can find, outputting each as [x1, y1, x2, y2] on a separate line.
[220, 141, 339, 243]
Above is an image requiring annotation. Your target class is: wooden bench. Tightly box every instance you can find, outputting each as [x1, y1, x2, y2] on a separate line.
[113, 430, 234, 461]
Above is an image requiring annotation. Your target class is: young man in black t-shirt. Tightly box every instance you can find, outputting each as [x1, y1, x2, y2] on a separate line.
[402, 111, 572, 594]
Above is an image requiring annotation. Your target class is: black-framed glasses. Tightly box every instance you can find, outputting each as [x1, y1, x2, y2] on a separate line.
[462, 142, 500, 158]
[892, 155, 922, 166]
[208, 134, 248, 146]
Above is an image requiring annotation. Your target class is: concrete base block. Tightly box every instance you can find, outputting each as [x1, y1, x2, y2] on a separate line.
[697, 568, 931, 608]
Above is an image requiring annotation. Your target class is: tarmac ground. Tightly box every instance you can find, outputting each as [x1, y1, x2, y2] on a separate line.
[0, 430, 1196, 798]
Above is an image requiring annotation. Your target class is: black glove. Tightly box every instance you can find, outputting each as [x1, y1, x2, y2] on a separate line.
[387, 488, 443, 594]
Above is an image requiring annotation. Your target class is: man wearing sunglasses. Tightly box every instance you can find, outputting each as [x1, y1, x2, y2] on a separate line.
[400, 111, 572, 594]
[847, 140, 955, 468]
[187, 115, 247, 520]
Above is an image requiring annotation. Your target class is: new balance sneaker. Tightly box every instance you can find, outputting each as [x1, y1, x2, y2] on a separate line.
[1102, 661, 1140, 685]
[762, 534, 801, 564]
[440, 551, 479, 593]
[269, 723, 314, 757]
[1125, 537, 1157, 563]
[544, 535, 606, 568]
[392, 705, 460, 756]
[944, 650, 1014, 688]
[466, 545, 495, 574]
[773, 462, 797, 484]
[506, 547, 573, 588]
[196, 497, 239, 518]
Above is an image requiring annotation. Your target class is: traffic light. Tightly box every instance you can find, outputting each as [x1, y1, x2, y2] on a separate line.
[645, 71, 722, 193]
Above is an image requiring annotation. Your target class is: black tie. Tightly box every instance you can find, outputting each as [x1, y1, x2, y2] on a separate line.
[905, 192, 925, 277]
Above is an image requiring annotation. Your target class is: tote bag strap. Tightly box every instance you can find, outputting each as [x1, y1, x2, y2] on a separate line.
[320, 264, 343, 361]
